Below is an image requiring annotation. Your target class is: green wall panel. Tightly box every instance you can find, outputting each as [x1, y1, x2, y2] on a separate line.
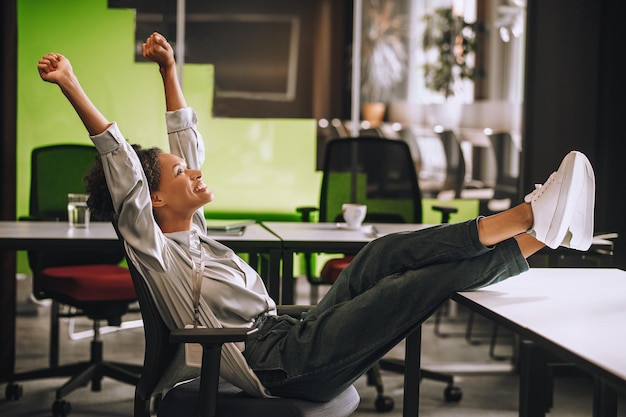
[16, 0, 320, 272]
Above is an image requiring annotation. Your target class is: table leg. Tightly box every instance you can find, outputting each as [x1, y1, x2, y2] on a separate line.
[403, 327, 422, 417]
[244, 250, 285, 306]
[519, 339, 551, 417]
[1, 251, 17, 382]
[279, 249, 294, 305]
[593, 378, 617, 417]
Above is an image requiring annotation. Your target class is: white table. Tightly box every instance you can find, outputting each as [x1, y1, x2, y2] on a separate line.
[262, 221, 433, 247]
[261, 221, 435, 304]
[453, 268, 626, 417]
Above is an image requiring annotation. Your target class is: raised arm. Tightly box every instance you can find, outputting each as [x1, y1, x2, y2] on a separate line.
[37, 53, 111, 136]
[142, 32, 186, 112]
[142, 32, 205, 174]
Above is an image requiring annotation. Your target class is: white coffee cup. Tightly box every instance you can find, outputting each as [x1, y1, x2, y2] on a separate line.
[342, 203, 367, 229]
[67, 193, 90, 228]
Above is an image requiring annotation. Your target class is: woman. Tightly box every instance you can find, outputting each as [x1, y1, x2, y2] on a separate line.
[37, 32, 595, 402]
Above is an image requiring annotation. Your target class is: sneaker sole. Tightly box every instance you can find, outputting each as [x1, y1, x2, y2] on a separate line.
[565, 156, 595, 250]
[543, 151, 586, 248]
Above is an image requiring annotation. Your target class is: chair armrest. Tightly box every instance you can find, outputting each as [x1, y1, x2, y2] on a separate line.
[296, 206, 318, 222]
[169, 327, 259, 417]
[169, 327, 258, 345]
[431, 205, 459, 224]
[277, 305, 312, 318]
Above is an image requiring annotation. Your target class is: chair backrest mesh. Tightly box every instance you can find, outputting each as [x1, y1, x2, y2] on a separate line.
[319, 137, 422, 224]
[30, 144, 99, 220]
[436, 130, 466, 199]
[488, 132, 521, 200]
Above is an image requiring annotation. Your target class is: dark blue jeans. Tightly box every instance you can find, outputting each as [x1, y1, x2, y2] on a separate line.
[243, 219, 529, 401]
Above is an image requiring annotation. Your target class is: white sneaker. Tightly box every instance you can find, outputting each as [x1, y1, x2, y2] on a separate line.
[525, 151, 588, 249]
[560, 156, 595, 250]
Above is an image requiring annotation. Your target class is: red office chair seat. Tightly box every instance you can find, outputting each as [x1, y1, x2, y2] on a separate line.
[319, 256, 355, 284]
[41, 264, 136, 302]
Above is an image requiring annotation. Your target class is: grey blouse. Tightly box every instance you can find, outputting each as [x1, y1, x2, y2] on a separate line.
[90, 106, 275, 397]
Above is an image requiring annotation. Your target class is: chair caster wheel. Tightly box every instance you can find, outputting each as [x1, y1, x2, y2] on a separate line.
[52, 399, 71, 417]
[5, 383, 23, 400]
[444, 385, 462, 402]
[375, 394, 394, 412]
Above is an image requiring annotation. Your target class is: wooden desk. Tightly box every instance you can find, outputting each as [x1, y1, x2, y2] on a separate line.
[0, 221, 281, 384]
[453, 268, 626, 417]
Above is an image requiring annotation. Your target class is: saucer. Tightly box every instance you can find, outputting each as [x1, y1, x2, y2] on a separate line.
[335, 222, 362, 230]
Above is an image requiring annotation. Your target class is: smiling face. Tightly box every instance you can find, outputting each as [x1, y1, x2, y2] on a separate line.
[150, 153, 214, 217]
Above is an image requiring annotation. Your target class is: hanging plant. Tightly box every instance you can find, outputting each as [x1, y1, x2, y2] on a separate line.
[422, 7, 476, 99]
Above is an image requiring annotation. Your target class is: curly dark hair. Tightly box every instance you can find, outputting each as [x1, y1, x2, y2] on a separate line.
[84, 144, 162, 221]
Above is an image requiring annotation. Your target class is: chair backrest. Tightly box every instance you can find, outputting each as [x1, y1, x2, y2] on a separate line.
[112, 221, 181, 417]
[487, 131, 521, 200]
[436, 130, 466, 198]
[27, 144, 124, 296]
[30, 144, 100, 220]
[319, 137, 423, 224]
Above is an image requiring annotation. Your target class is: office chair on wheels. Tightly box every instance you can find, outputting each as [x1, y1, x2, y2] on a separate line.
[435, 129, 492, 201]
[112, 221, 360, 417]
[5, 144, 141, 417]
[484, 131, 522, 214]
[297, 137, 461, 411]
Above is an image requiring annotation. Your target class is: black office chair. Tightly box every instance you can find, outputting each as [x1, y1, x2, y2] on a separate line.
[297, 137, 458, 295]
[5, 144, 141, 417]
[484, 131, 522, 214]
[297, 137, 460, 411]
[435, 129, 492, 200]
[112, 222, 360, 417]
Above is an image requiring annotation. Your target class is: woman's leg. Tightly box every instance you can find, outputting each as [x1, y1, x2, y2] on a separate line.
[245, 201, 582, 400]
[246, 151, 595, 401]
[477, 203, 533, 246]
[314, 203, 536, 313]
[478, 203, 545, 257]
[245, 236, 527, 401]
[515, 232, 546, 258]
[314, 208, 535, 316]
[245, 216, 530, 400]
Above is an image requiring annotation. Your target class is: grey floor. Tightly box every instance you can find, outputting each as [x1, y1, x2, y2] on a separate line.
[2, 274, 625, 417]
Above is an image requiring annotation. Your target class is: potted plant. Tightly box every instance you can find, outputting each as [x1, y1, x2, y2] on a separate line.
[422, 7, 476, 126]
[360, 0, 408, 126]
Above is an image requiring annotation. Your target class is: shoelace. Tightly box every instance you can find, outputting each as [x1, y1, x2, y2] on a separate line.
[524, 172, 556, 203]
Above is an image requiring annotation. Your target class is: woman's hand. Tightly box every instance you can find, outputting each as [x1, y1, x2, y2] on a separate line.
[142, 32, 175, 69]
[143, 31, 185, 111]
[37, 51, 111, 136]
[37, 53, 72, 85]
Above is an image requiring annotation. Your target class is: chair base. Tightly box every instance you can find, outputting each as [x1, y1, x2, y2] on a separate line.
[9, 359, 141, 394]
[7, 337, 141, 416]
[8, 361, 141, 417]
[378, 357, 463, 402]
